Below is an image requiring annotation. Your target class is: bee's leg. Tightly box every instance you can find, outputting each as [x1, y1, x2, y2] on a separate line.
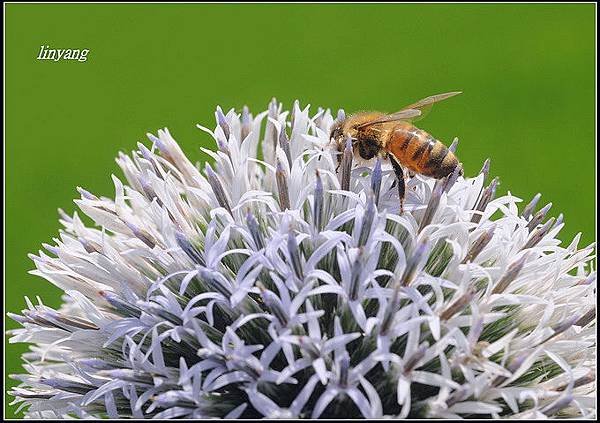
[390, 159, 406, 214]
[385, 153, 398, 189]
[335, 153, 342, 173]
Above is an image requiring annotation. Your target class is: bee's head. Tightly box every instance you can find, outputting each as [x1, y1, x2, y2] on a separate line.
[329, 120, 344, 142]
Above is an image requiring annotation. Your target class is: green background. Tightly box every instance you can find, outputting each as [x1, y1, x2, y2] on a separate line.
[4, 4, 595, 418]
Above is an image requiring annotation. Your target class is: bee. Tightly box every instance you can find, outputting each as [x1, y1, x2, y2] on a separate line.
[330, 91, 463, 212]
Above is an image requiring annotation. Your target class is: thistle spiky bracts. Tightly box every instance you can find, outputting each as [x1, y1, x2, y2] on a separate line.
[8, 100, 596, 419]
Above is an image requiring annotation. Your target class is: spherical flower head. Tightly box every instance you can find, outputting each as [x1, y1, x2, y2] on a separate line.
[8, 99, 596, 419]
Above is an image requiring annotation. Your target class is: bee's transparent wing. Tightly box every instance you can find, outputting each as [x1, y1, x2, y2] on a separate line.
[401, 91, 462, 111]
[356, 91, 462, 129]
[355, 109, 422, 129]
[399, 91, 462, 122]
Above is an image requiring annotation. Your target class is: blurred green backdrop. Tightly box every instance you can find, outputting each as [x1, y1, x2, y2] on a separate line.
[4, 3, 595, 418]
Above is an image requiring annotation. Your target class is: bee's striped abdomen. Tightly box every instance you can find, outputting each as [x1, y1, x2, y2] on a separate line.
[386, 123, 459, 179]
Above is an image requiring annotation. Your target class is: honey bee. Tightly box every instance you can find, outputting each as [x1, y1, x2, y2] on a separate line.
[330, 91, 463, 212]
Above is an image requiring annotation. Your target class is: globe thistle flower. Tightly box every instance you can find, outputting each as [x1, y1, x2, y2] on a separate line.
[8, 99, 596, 419]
